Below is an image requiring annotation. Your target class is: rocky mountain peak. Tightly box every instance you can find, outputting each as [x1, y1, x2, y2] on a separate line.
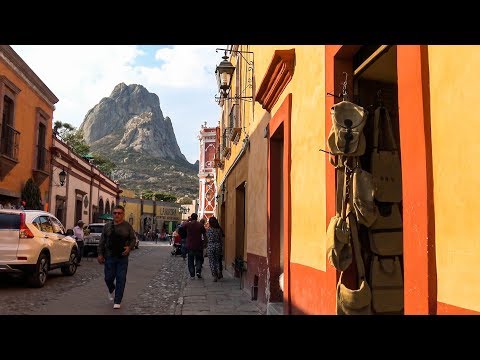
[78, 82, 186, 160]
[77, 83, 199, 198]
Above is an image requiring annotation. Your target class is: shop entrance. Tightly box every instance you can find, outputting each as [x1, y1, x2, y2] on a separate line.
[354, 46, 404, 314]
[269, 124, 284, 303]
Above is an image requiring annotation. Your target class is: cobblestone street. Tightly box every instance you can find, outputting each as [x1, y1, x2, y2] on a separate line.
[0, 242, 185, 315]
[0, 241, 265, 315]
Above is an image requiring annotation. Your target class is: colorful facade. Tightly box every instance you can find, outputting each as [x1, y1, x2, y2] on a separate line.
[120, 189, 182, 236]
[215, 45, 480, 315]
[0, 45, 58, 210]
[197, 122, 216, 220]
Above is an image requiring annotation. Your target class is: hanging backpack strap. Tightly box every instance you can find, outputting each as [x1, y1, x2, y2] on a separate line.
[348, 212, 366, 281]
[373, 106, 397, 152]
[341, 157, 351, 220]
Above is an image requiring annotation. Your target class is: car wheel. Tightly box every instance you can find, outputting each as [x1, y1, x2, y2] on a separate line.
[28, 253, 49, 288]
[61, 250, 78, 276]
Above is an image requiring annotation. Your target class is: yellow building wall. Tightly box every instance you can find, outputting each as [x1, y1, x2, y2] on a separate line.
[428, 45, 480, 312]
[219, 46, 327, 270]
[0, 59, 54, 204]
[253, 45, 327, 270]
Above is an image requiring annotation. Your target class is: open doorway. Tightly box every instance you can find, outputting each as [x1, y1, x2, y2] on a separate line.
[269, 124, 284, 303]
[220, 202, 226, 270]
[75, 197, 83, 225]
[352, 45, 404, 315]
[235, 182, 246, 272]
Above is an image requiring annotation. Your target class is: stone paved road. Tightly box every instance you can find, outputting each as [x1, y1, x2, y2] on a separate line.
[0, 241, 185, 315]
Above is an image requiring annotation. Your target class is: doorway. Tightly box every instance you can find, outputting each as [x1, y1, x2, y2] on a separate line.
[235, 183, 246, 262]
[75, 198, 82, 225]
[326, 45, 434, 314]
[269, 124, 284, 303]
[220, 202, 226, 269]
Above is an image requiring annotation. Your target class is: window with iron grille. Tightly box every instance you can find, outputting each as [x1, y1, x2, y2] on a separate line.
[229, 103, 241, 143]
[1, 95, 19, 161]
[35, 108, 50, 174]
[221, 127, 231, 158]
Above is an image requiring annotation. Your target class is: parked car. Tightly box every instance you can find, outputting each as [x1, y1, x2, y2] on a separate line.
[84, 223, 139, 255]
[134, 232, 140, 249]
[83, 223, 105, 256]
[0, 209, 79, 288]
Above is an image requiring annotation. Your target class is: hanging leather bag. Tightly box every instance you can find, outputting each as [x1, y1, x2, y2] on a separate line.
[370, 255, 404, 313]
[337, 213, 372, 315]
[369, 202, 403, 256]
[328, 101, 368, 157]
[351, 158, 377, 227]
[370, 106, 402, 202]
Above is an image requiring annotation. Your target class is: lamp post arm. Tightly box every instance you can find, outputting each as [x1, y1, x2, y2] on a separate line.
[216, 48, 254, 67]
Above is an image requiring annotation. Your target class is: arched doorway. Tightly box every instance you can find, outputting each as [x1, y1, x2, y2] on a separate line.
[98, 198, 104, 218]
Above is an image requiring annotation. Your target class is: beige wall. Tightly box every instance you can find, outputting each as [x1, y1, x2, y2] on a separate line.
[428, 45, 480, 311]
[50, 137, 119, 229]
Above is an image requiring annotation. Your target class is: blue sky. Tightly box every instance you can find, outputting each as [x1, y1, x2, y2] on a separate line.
[12, 45, 224, 164]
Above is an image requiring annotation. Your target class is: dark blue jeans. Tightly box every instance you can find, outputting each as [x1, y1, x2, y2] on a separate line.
[181, 238, 187, 259]
[188, 249, 204, 277]
[104, 255, 129, 304]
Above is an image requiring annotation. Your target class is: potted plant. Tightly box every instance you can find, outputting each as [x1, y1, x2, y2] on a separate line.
[233, 256, 246, 278]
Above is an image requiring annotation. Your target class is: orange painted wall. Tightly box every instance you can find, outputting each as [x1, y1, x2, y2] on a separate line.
[0, 58, 54, 205]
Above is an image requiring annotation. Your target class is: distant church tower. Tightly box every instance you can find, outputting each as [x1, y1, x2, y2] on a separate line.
[197, 122, 216, 220]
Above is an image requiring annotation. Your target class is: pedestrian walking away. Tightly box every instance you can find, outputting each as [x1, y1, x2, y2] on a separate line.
[185, 213, 206, 279]
[206, 216, 224, 281]
[73, 220, 85, 265]
[97, 205, 137, 309]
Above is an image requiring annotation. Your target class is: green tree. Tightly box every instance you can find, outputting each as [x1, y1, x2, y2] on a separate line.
[91, 153, 116, 176]
[21, 178, 42, 210]
[139, 190, 177, 203]
[54, 122, 90, 156]
[53, 122, 116, 175]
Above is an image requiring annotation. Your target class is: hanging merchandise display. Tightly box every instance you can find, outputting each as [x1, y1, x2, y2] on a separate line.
[367, 97, 404, 314]
[324, 92, 374, 314]
[371, 105, 402, 203]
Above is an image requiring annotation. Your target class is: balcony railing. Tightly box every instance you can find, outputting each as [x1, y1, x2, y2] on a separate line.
[36, 145, 50, 172]
[0, 124, 20, 161]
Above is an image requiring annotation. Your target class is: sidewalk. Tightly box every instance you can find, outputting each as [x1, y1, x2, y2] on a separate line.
[175, 258, 266, 315]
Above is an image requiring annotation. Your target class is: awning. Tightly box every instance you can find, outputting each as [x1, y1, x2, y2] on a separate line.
[98, 213, 113, 221]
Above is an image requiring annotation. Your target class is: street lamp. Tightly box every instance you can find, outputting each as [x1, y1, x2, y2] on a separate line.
[215, 51, 235, 99]
[59, 168, 66, 186]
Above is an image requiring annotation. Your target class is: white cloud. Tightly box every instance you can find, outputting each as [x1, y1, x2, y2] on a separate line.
[11, 45, 224, 163]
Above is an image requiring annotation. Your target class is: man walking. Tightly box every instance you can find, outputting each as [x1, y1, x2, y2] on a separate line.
[185, 213, 206, 279]
[73, 220, 85, 265]
[97, 205, 136, 309]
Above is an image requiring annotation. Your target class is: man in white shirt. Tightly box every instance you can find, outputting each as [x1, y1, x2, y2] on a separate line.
[73, 220, 85, 265]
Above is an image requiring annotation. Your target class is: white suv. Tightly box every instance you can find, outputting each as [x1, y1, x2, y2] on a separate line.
[0, 209, 79, 287]
[83, 223, 105, 255]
